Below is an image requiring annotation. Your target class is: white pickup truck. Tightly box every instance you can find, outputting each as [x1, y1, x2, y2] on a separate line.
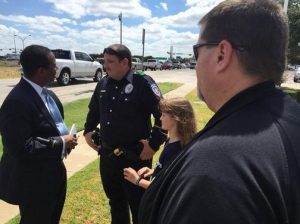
[131, 57, 144, 71]
[51, 49, 103, 86]
[143, 59, 162, 71]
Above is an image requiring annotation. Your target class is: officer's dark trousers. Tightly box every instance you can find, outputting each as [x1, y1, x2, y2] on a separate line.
[100, 155, 151, 224]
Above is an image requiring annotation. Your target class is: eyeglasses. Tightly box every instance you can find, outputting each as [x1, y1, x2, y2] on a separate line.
[193, 42, 220, 60]
[193, 41, 246, 60]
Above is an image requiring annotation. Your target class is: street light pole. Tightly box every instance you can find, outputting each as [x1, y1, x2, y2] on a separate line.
[13, 33, 16, 54]
[118, 12, 123, 44]
[14, 34, 31, 50]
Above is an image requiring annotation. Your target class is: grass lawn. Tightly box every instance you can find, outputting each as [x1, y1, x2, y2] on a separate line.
[186, 89, 214, 130]
[0, 61, 21, 79]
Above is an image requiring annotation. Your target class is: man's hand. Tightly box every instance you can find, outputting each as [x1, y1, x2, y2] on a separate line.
[123, 167, 140, 185]
[139, 139, 155, 160]
[84, 131, 99, 152]
[63, 134, 78, 153]
[137, 167, 153, 178]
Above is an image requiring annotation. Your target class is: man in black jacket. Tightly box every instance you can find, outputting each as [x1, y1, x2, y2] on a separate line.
[139, 1, 300, 224]
[0, 45, 78, 224]
[84, 44, 166, 224]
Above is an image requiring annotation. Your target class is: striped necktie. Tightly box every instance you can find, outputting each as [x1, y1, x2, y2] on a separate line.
[42, 88, 69, 135]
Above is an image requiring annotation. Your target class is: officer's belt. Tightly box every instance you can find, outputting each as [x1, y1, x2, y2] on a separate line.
[101, 141, 124, 157]
[101, 141, 143, 161]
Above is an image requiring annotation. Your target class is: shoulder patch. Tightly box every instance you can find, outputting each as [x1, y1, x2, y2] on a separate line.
[140, 74, 162, 99]
[151, 83, 161, 98]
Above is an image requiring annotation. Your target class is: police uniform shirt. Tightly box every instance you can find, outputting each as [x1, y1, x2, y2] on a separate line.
[84, 69, 166, 150]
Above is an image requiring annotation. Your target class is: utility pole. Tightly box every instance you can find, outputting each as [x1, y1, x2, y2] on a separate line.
[13, 33, 16, 54]
[118, 12, 123, 44]
[283, 0, 289, 13]
[142, 28, 145, 69]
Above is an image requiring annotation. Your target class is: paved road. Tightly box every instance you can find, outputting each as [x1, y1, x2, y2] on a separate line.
[0, 69, 197, 106]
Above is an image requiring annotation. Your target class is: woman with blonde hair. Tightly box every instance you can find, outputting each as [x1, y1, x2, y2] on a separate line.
[124, 97, 197, 189]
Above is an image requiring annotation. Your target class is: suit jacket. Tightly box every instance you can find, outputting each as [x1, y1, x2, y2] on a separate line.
[0, 78, 66, 205]
[139, 81, 300, 224]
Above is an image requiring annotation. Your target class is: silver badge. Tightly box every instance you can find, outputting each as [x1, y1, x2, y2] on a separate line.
[124, 83, 133, 94]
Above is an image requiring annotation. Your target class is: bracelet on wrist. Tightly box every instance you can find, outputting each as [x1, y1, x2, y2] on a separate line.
[135, 175, 143, 186]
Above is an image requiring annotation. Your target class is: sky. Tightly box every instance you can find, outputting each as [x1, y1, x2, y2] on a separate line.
[0, 0, 224, 58]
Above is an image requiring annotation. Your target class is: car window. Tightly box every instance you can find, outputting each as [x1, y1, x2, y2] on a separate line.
[51, 50, 71, 59]
[82, 52, 92, 61]
[75, 52, 83, 60]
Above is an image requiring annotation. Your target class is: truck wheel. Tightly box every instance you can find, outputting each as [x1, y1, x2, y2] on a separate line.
[94, 69, 103, 82]
[57, 69, 70, 86]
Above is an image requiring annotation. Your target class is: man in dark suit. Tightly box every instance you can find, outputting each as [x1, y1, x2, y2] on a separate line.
[0, 45, 78, 224]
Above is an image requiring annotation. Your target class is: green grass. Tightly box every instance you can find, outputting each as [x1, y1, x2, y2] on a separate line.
[186, 89, 214, 130]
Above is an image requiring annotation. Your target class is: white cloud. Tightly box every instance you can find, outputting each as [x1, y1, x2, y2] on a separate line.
[81, 18, 118, 28]
[45, 0, 152, 19]
[160, 2, 168, 11]
[185, 0, 211, 6]
[0, 14, 75, 32]
[148, 0, 223, 29]
[0, 0, 225, 57]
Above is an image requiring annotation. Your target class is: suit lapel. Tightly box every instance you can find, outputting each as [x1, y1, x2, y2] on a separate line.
[20, 78, 59, 131]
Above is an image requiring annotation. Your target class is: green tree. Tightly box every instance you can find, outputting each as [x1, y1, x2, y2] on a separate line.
[287, 0, 300, 64]
[277, 0, 300, 64]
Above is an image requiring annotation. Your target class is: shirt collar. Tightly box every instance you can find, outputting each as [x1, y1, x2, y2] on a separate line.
[201, 81, 277, 134]
[22, 76, 44, 96]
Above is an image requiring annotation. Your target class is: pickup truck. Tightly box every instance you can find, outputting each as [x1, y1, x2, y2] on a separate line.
[51, 49, 103, 86]
[143, 59, 162, 71]
[132, 58, 144, 71]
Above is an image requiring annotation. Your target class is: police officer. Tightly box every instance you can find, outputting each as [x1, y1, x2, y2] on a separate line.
[84, 44, 166, 224]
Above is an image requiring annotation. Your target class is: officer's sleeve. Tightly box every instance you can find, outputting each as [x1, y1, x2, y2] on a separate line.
[84, 81, 101, 135]
[141, 76, 167, 151]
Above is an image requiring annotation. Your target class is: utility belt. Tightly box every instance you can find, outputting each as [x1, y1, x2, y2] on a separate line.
[100, 141, 143, 162]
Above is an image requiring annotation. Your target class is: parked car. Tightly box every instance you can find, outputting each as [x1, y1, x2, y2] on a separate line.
[161, 61, 173, 70]
[172, 61, 181, 69]
[189, 61, 196, 69]
[287, 64, 300, 71]
[132, 57, 144, 71]
[180, 63, 187, 69]
[51, 49, 103, 86]
[294, 67, 300, 83]
[96, 57, 106, 72]
[144, 59, 162, 70]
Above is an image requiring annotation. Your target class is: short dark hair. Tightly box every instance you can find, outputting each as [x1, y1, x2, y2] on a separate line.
[200, 0, 288, 84]
[103, 44, 132, 68]
[20, 45, 52, 77]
